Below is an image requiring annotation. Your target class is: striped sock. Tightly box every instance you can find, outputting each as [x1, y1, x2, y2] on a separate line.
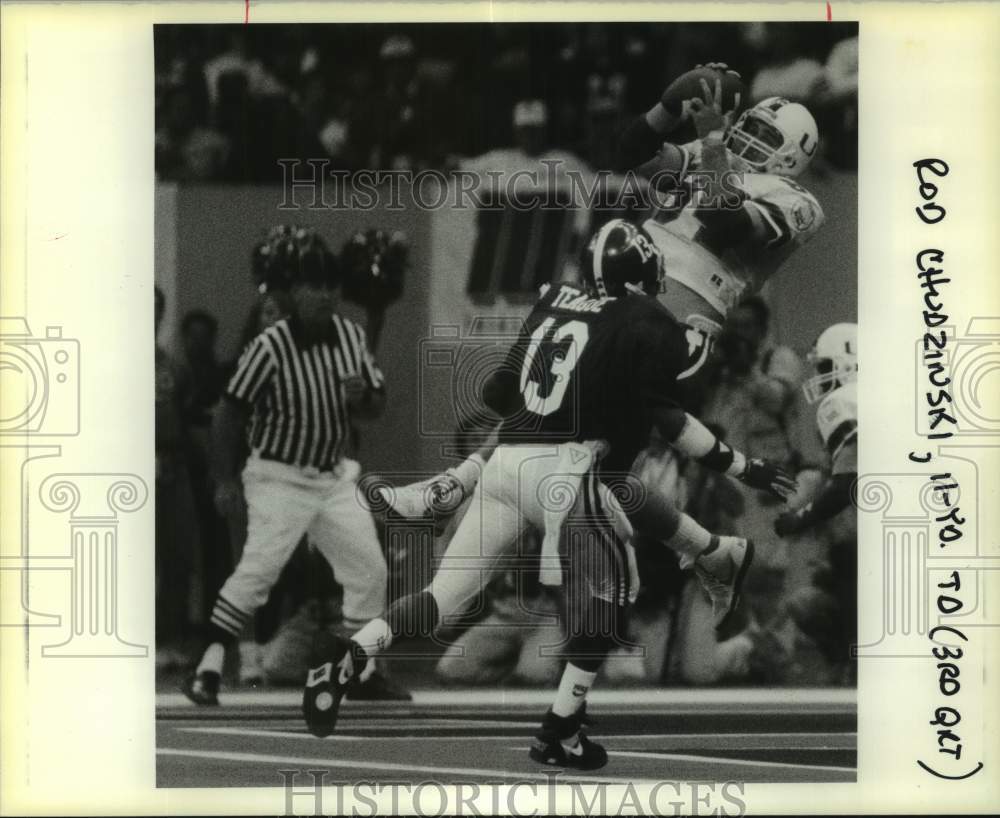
[210, 595, 252, 641]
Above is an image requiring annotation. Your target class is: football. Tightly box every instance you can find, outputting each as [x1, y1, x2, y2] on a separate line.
[660, 65, 746, 117]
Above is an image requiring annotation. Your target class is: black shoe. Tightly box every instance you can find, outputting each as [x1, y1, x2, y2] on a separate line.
[529, 708, 608, 770]
[181, 670, 220, 706]
[345, 670, 412, 701]
[302, 635, 356, 737]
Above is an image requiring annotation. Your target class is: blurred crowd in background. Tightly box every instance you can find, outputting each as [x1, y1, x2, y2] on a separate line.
[155, 22, 857, 182]
[155, 21, 858, 691]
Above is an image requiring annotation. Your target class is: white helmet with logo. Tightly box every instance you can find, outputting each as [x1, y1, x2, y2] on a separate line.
[803, 322, 857, 403]
[726, 96, 819, 177]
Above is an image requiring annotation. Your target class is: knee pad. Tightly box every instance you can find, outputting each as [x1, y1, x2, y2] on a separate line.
[386, 590, 440, 640]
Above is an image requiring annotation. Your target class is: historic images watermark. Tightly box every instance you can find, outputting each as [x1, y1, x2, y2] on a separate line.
[277, 158, 748, 215]
[279, 768, 748, 817]
[0, 317, 148, 658]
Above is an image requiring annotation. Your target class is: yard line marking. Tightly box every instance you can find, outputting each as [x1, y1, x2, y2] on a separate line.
[599, 749, 855, 775]
[156, 747, 661, 785]
[156, 687, 855, 709]
[176, 725, 855, 748]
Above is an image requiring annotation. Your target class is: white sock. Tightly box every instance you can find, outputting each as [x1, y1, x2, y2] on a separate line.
[551, 662, 597, 718]
[351, 617, 394, 658]
[197, 642, 225, 675]
[663, 513, 714, 569]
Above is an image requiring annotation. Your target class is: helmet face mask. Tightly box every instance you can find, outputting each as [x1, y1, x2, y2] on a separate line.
[802, 323, 858, 403]
[727, 114, 785, 167]
[725, 97, 819, 177]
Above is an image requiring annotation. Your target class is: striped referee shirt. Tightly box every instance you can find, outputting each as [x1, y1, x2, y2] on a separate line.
[226, 314, 384, 471]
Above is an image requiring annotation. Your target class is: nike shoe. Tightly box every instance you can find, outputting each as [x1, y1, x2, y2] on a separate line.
[529, 708, 608, 771]
[181, 670, 220, 706]
[694, 537, 755, 631]
[302, 635, 358, 737]
[345, 670, 412, 701]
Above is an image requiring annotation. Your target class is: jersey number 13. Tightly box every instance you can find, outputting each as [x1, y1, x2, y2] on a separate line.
[519, 317, 590, 416]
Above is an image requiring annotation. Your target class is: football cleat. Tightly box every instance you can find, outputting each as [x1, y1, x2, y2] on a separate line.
[302, 635, 357, 737]
[694, 537, 755, 631]
[529, 708, 608, 771]
[181, 670, 220, 706]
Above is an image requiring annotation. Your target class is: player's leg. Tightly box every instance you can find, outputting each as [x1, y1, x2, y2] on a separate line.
[303, 450, 526, 736]
[183, 463, 319, 705]
[309, 461, 388, 633]
[531, 471, 635, 770]
[307, 461, 410, 700]
[355, 451, 526, 654]
[630, 445, 754, 629]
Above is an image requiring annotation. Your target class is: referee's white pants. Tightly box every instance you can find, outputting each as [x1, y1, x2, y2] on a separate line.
[214, 455, 387, 630]
[429, 444, 637, 624]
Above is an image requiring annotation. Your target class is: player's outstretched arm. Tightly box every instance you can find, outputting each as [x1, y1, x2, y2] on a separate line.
[774, 472, 855, 537]
[618, 64, 740, 178]
[656, 407, 797, 501]
[775, 439, 857, 536]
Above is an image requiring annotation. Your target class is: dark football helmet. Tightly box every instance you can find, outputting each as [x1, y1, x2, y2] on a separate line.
[584, 219, 663, 298]
[339, 229, 408, 309]
[253, 225, 339, 292]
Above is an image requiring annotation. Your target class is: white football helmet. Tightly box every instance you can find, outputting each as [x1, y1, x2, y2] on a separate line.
[803, 323, 858, 403]
[726, 97, 819, 177]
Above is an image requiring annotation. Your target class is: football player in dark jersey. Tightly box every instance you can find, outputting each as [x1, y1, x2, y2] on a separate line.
[302, 219, 794, 770]
[383, 220, 786, 628]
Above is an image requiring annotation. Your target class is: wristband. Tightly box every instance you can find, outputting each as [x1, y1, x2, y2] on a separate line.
[725, 450, 747, 478]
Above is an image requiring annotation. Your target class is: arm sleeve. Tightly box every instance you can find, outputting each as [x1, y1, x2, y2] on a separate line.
[618, 114, 667, 172]
[788, 471, 856, 529]
[226, 334, 276, 406]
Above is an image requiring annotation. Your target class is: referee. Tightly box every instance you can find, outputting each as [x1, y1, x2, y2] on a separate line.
[183, 226, 406, 705]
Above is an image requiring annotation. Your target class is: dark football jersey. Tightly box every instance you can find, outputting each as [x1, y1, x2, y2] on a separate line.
[493, 282, 691, 473]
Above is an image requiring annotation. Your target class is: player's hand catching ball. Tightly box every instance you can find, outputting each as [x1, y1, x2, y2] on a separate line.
[688, 77, 742, 139]
[738, 458, 798, 501]
[659, 64, 745, 121]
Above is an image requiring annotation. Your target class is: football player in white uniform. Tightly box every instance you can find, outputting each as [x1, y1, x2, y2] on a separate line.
[619, 70, 825, 340]
[774, 322, 857, 536]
